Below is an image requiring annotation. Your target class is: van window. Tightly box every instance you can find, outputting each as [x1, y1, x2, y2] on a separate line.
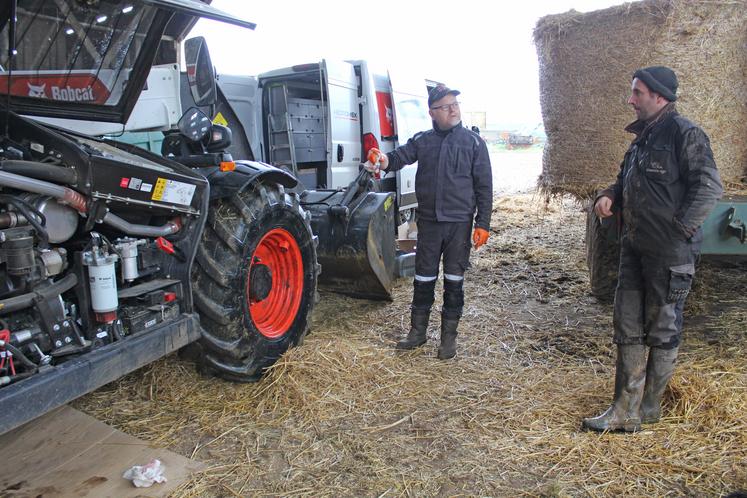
[393, 95, 430, 143]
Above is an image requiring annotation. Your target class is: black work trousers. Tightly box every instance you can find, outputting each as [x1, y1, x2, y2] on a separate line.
[414, 219, 472, 278]
[412, 219, 472, 318]
[613, 234, 698, 349]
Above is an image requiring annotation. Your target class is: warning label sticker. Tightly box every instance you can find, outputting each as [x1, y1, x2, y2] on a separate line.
[152, 178, 196, 206]
[213, 112, 228, 126]
[128, 178, 142, 191]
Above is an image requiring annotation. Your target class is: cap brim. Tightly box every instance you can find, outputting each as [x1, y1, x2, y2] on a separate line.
[429, 89, 461, 107]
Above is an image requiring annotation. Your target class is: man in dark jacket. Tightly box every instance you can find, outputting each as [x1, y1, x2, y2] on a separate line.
[583, 66, 723, 432]
[365, 84, 493, 359]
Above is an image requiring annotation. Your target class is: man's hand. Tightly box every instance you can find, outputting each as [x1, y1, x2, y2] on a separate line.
[473, 228, 489, 249]
[594, 196, 614, 218]
[674, 218, 697, 239]
[363, 148, 389, 174]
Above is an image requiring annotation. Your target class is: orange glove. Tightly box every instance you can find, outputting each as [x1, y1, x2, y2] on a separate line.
[472, 228, 489, 249]
[363, 148, 381, 176]
[367, 148, 381, 165]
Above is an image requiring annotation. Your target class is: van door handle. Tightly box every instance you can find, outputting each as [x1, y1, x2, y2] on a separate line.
[337, 144, 344, 162]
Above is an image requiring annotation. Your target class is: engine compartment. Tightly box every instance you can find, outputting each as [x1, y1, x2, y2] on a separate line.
[0, 110, 207, 389]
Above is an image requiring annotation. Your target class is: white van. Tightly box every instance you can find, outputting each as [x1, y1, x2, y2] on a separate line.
[215, 60, 432, 218]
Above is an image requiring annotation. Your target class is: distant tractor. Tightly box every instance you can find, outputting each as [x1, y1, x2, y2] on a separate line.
[506, 133, 534, 149]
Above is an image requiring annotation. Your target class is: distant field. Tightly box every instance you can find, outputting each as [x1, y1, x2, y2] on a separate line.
[488, 143, 544, 153]
[489, 147, 543, 195]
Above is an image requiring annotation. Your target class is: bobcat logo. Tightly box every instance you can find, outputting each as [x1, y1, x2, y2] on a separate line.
[27, 82, 47, 98]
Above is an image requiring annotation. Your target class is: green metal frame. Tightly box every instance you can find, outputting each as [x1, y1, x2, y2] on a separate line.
[700, 196, 747, 256]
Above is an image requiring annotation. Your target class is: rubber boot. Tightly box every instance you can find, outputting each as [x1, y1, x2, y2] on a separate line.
[437, 315, 459, 360]
[582, 344, 648, 432]
[396, 309, 429, 350]
[640, 346, 679, 424]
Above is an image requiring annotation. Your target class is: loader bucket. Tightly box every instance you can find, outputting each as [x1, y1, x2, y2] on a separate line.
[302, 188, 399, 301]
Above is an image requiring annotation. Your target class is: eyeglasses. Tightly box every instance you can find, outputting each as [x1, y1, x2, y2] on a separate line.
[430, 101, 460, 112]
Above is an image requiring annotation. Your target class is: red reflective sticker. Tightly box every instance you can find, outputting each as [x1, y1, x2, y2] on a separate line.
[120, 177, 130, 188]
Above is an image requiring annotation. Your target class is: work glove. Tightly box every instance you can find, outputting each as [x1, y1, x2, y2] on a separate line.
[473, 227, 489, 249]
[363, 148, 388, 174]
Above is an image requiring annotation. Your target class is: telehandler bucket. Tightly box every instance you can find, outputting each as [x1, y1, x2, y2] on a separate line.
[301, 171, 413, 301]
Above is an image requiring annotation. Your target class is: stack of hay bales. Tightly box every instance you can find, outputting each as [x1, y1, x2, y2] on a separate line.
[534, 0, 747, 199]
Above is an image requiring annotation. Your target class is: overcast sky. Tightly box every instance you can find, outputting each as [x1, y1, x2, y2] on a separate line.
[190, 0, 624, 130]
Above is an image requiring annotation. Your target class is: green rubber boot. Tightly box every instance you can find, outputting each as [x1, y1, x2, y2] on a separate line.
[640, 346, 679, 424]
[582, 344, 648, 432]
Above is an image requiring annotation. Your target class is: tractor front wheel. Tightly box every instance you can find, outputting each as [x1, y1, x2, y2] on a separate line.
[192, 181, 318, 381]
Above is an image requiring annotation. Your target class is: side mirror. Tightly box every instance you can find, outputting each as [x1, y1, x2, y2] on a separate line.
[184, 37, 217, 107]
[178, 107, 212, 143]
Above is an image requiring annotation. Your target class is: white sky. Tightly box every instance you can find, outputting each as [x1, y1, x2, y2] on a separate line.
[190, 0, 624, 130]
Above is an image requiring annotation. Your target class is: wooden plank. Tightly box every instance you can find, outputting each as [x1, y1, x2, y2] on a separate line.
[0, 406, 203, 497]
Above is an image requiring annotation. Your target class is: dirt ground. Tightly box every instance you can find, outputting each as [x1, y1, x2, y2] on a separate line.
[75, 158, 746, 497]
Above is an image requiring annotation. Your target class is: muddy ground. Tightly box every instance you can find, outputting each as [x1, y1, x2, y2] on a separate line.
[75, 165, 746, 496]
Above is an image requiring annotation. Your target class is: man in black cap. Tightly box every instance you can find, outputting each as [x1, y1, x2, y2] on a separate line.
[583, 66, 723, 432]
[364, 84, 492, 359]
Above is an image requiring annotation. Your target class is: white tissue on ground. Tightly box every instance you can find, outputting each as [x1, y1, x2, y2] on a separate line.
[122, 458, 167, 488]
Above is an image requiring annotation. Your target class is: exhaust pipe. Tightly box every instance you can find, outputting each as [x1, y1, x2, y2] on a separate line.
[0, 170, 181, 237]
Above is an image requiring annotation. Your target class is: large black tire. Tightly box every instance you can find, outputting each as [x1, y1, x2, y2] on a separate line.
[585, 202, 620, 303]
[192, 181, 318, 381]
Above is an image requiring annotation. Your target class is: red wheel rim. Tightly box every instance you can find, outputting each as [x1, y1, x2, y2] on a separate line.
[247, 228, 304, 339]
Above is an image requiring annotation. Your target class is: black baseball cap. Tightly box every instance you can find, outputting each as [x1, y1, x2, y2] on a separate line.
[428, 84, 460, 108]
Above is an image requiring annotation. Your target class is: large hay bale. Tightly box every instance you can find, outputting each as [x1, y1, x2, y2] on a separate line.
[534, 0, 747, 199]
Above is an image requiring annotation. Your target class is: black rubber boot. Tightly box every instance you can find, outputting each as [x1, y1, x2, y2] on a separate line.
[438, 279, 464, 360]
[396, 279, 436, 350]
[437, 315, 459, 360]
[640, 346, 679, 424]
[396, 309, 430, 350]
[582, 344, 648, 432]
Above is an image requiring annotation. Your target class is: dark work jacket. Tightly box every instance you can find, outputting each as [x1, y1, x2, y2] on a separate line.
[387, 123, 493, 230]
[600, 107, 723, 253]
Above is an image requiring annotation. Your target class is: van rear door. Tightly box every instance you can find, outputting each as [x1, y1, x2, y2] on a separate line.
[322, 60, 361, 189]
[387, 69, 431, 210]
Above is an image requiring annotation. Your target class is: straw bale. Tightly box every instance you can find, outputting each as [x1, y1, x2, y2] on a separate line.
[534, 0, 747, 199]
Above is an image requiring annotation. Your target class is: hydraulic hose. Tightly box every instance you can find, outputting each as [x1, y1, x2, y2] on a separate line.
[102, 213, 181, 237]
[0, 273, 78, 315]
[0, 194, 49, 247]
[0, 341, 38, 371]
[0, 160, 77, 185]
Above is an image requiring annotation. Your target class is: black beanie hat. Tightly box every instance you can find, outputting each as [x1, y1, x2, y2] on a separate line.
[633, 66, 678, 102]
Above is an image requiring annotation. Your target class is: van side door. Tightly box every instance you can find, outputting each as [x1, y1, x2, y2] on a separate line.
[387, 69, 431, 211]
[322, 60, 361, 189]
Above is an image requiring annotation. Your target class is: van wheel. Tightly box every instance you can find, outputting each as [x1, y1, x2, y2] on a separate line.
[398, 208, 416, 225]
[192, 181, 319, 381]
[585, 202, 619, 303]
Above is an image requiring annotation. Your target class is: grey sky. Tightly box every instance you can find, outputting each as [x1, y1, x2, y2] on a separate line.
[190, 0, 623, 129]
